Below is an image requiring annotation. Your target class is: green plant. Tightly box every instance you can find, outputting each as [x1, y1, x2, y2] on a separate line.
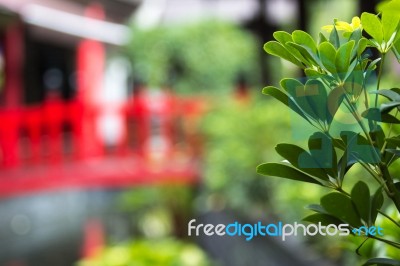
[77, 238, 212, 266]
[118, 185, 194, 238]
[258, 0, 400, 264]
[76, 186, 212, 266]
[127, 20, 260, 93]
[201, 96, 291, 217]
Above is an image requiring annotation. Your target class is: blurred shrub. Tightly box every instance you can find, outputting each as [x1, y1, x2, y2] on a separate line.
[76, 186, 213, 266]
[77, 238, 212, 266]
[200, 95, 294, 217]
[118, 185, 194, 238]
[126, 20, 260, 93]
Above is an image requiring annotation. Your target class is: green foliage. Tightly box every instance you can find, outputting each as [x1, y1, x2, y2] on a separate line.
[75, 186, 211, 266]
[117, 185, 194, 238]
[77, 239, 211, 266]
[201, 96, 290, 216]
[260, 0, 400, 263]
[127, 20, 260, 93]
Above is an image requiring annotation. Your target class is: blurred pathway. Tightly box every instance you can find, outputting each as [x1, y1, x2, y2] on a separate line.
[197, 211, 338, 266]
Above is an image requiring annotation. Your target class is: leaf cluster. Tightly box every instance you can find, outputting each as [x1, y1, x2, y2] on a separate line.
[258, 1, 400, 264]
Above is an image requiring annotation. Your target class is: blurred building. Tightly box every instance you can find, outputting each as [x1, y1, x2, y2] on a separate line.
[0, 0, 202, 196]
[0, 0, 203, 265]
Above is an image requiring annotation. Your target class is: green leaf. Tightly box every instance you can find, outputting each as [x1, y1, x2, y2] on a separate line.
[329, 25, 340, 49]
[320, 192, 362, 227]
[392, 88, 400, 94]
[381, 113, 400, 123]
[351, 181, 371, 224]
[349, 28, 363, 43]
[377, 0, 400, 14]
[393, 40, 400, 62]
[262, 86, 311, 123]
[284, 44, 313, 67]
[303, 213, 342, 226]
[363, 257, 400, 266]
[318, 32, 328, 44]
[256, 163, 322, 185]
[365, 58, 382, 82]
[335, 40, 355, 76]
[292, 30, 317, 54]
[333, 138, 346, 150]
[381, 11, 400, 43]
[380, 101, 400, 114]
[308, 132, 338, 178]
[275, 143, 329, 180]
[286, 42, 320, 67]
[338, 151, 357, 181]
[385, 149, 400, 156]
[264, 41, 304, 68]
[342, 58, 359, 83]
[306, 204, 328, 214]
[318, 42, 337, 74]
[386, 136, 400, 147]
[327, 86, 345, 125]
[304, 79, 329, 122]
[361, 12, 384, 44]
[370, 89, 400, 101]
[395, 182, 400, 192]
[304, 68, 321, 77]
[340, 131, 380, 164]
[362, 108, 400, 124]
[273, 31, 293, 44]
[370, 188, 384, 224]
[369, 125, 386, 150]
[385, 149, 400, 165]
[358, 38, 369, 57]
[279, 78, 318, 121]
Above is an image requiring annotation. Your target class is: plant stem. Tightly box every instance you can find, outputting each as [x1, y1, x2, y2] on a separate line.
[374, 53, 386, 108]
[378, 210, 400, 229]
[379, 163, 400, 213]
[358, 161, 387, 190]
[369, 235, 400, 249]
[343, 95, 381, 162]
[336, 187, 350, 197]
[380, 109, 398, 154]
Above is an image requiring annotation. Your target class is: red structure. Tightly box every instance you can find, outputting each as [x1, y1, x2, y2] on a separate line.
[0, 2, 202, 198]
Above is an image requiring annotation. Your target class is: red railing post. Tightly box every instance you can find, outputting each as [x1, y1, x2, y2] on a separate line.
[0, 110, 20, 168]
[24, 106, 42, 164]
[43, 99, 65, 163]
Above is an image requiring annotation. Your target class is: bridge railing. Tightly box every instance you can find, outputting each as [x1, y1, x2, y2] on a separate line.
[0, 94, 206, 169]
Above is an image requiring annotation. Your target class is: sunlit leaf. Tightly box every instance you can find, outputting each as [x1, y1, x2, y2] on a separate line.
[318, 42, 337, 74]
[336, 40, 355, 77]
[273, 31, 293, 44]
[292, 30, 318, 54]
[361, 12, 384, 44]
[329, 25, 340, 49]
[262, 86, 310, 123]
[264, 41, 304, 68]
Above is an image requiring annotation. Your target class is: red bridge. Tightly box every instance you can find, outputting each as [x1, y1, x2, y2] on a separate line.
[0, 2, 205, 198]
[0, 97, 205, 198]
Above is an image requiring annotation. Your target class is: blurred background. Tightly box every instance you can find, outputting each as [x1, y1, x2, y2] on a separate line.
[0, 0, 393, 265]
